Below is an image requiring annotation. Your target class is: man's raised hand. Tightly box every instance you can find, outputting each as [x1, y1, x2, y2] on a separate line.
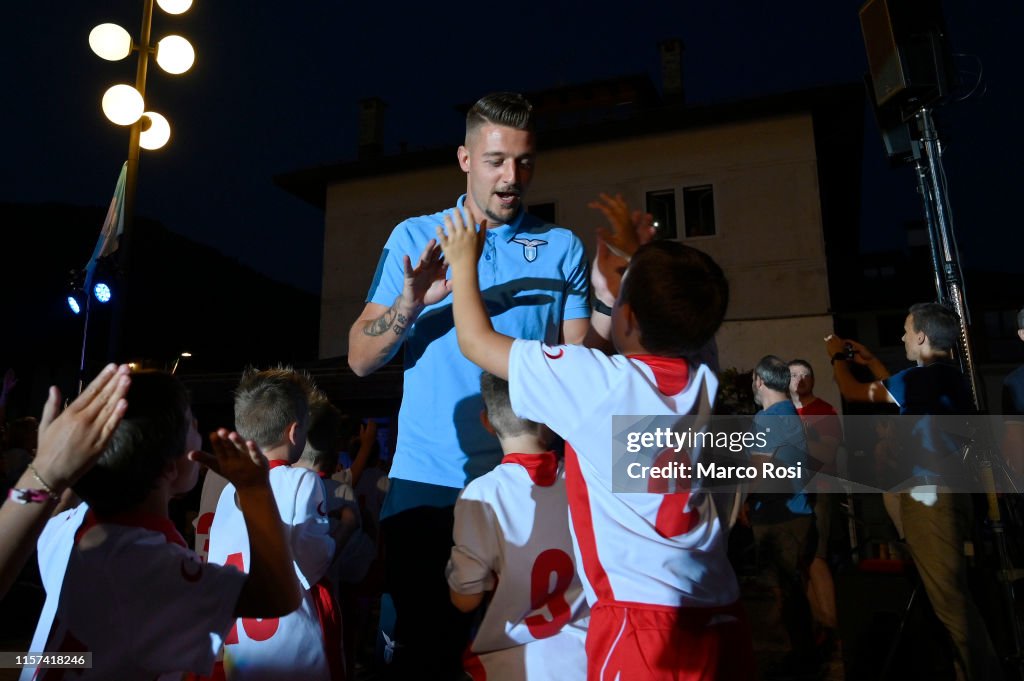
[401, 238, 451, 309]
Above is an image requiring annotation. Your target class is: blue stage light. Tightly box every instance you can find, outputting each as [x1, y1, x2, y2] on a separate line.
[93, 282, 112, 303]
[67, 295, 82, 315]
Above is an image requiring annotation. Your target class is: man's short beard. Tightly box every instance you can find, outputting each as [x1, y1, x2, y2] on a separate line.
[485, 207, 511, 224]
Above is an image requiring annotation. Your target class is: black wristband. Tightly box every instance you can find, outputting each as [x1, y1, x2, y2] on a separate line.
[831, 353, 847, 364]
[592, 299, 613, 316]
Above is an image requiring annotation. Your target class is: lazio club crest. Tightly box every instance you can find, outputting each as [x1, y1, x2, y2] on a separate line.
[511, 237, 547, 262]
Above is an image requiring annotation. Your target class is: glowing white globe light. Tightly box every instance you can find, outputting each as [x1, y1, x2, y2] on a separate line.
[101, 84, 144, 125]
[139, 112, 171, 150]
[89, 23, 132, 61]
[157, 0, 193, 15]
[155, 35, 195, 74]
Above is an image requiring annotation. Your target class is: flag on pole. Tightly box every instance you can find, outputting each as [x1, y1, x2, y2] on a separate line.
[84, 162, 127, 289]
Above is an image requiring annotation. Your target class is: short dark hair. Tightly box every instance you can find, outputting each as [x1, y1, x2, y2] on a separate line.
[234, 367, 314, 450]
[1017, 306, 1024, 331]
[466, 92, 534, 139]
[620, 241, 729, 357]
[755, 355, 791, 393]
[788, 359, 813, 378]
[480, 372, 540, 440]
[908, 302, 960, 353]
[74, 371, 191, 515]
[299, 395, 343, 472]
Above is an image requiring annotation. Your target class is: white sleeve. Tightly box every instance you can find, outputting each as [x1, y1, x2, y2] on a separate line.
[289, 470, 335, 588]
[194, 471, 228, 558]
[446, 489, 500, 595]
[23, 505, 88, 681]
[126, 545, 246, 675]
[508, 339, 624, 437]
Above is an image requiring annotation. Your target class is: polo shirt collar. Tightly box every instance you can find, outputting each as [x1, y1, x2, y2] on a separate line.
[456, 194, 526, 242]
[78, 509, 187, 547]
[501, 451, 559, 486]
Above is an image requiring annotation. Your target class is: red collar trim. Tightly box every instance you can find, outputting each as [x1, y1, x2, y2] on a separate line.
[267, 459, 290, 470]
[630, 355, 690, 396]
[77, 509, 186, 548]
[501, 451, 558, 487]
[315, 471, 328, 478]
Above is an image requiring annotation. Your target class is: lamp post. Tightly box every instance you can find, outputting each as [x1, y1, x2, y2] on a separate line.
[89, 0, 195, 359]
[171, 351, 192, 374]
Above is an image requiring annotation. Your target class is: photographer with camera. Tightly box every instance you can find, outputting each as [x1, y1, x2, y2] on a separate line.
[825, 303, 1002, 681]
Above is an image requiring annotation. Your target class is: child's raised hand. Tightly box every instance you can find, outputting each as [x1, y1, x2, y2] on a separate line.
[359, 420, 378, 450]
[34, 363, 131, 492]
[588, 193, 653, 259]
[190, 429, 269, 491]
[436, 208, 486, 273]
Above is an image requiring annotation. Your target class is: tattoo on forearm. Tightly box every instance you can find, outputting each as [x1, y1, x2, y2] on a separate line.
[363, 304, 409, 338]
[392, 312, 408, 335]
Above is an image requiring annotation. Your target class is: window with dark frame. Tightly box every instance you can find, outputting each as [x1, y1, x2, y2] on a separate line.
[683, 185, 716, 238]
[645, 190, 677, 240]
[527, 202, 556, 224]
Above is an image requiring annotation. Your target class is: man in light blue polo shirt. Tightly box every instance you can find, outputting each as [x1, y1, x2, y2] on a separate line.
[347, 92, 590, 679]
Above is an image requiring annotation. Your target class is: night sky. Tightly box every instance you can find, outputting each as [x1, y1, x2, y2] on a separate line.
[3, 1, 1021, 295]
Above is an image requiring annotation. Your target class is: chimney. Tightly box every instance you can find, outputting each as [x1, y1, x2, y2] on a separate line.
[358, 97, 386, 159]
[659, 39, 685, 103]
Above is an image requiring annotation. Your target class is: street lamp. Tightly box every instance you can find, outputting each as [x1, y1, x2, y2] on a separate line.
[171, 351, 192, 375]
[89, 0, 195, 359]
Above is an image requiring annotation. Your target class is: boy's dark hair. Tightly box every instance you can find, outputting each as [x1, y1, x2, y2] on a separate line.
[466, 92, 534, 138]
[74, 371, 191, 515]
[1017, 306, 1023, 331]
[620, 241, 729, 357]
[755, 355, 792, 393]
[787, 359, 813, 378]
[480, 372, 540, 440]
[299, 395, 343, 472]
[234, 366, 314, 450]
[908, 302, 960, 353]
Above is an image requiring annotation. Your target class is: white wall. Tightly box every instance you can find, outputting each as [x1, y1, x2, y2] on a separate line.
[716, 315, 843, 412]
[320, 113, 834, 393]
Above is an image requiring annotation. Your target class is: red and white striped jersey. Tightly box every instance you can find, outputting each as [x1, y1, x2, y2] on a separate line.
[463, 621, 589, 681]
[20, 505, 88, 681]
[26, 510, 245, 681]
[194, 470, 229, 562]
[207, 464, 334, 681]
[508, 341, 739, 609]
[447, 452, 588, 680]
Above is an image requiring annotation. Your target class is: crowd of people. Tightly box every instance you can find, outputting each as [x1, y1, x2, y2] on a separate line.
[1, 91, 1022, 681]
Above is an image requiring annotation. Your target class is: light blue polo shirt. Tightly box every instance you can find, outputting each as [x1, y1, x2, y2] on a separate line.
[367, 195, 590, 503]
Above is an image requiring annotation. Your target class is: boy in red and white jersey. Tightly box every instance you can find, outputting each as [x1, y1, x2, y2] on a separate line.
[206, 367, 337, 681]
[447, 372, 588, 680]
[194, 468, 228, 561]
[438, 205, 754, 681]
[23, 370, 301, 681]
